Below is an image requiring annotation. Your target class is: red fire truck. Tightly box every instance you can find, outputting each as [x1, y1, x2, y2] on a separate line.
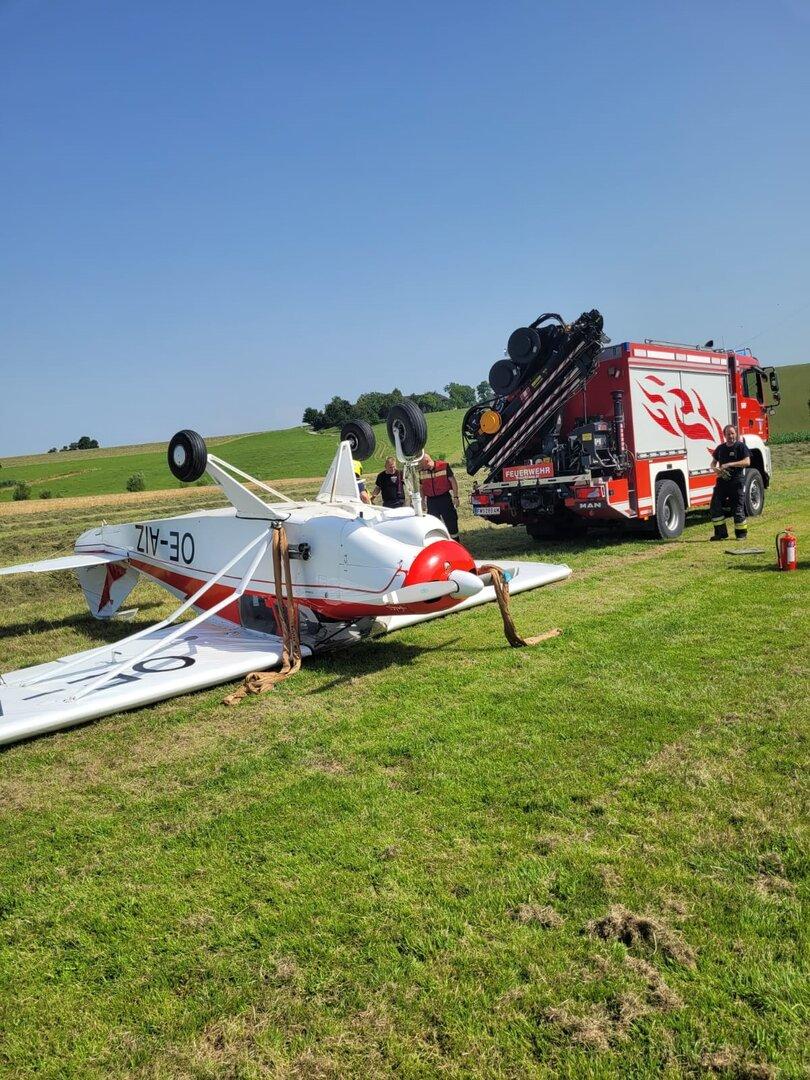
[463, 310, 781, 539]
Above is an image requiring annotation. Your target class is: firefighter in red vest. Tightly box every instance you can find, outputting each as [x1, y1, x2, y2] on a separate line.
[418, 452, 460, 541]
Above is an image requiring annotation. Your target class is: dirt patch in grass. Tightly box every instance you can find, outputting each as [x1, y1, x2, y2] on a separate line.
[624, 956, 683, 1011]
[543, 1004, 612, 1051]
[305, 754, 348, 776]
[587, 905, 696, 967]
[510, 904, 564, 928]
[543, 989, 651, 1051]
[752, 874, 795, 898]
[700, 1047, 776, 1078]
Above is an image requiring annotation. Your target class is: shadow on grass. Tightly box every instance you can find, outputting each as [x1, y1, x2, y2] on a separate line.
[0, 603, 164, 641]
[305, 637, 461, 692]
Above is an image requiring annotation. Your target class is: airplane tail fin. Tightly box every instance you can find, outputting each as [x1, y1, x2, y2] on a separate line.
[317, 441, 361, 503]
[75, 561, 140, 619]
[0, 551, 140, 622]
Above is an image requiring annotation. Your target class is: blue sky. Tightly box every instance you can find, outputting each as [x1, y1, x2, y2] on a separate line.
[1, 0, 808, 455]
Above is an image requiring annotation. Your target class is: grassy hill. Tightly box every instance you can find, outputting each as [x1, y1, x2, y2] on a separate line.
[1, 362, 806, 502]
[770, 362, 809, 435]
[0, 411, 467, 502]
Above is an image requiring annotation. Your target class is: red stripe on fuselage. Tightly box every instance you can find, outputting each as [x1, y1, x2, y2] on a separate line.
[130, 558, 463, 624]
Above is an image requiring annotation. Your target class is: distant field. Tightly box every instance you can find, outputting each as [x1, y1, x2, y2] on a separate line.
[0, 412, 467, 502]
[769, 363, 809, 435]
[1, 362, 806, 502]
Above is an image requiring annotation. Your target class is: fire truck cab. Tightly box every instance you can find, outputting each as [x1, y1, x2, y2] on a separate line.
[468, 336, 780, 540]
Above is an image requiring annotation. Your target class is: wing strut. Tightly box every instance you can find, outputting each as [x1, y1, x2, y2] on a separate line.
[19, 528, 272, 689]
[70, 528, 272, 701]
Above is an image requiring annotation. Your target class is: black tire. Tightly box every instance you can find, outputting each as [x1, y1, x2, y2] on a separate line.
[744, 468, 765, 517]
[654, 478, 685, 539]
[386, 400, 428, 459]
[340, 420, 376, 461]
[167, 429, 208, 482]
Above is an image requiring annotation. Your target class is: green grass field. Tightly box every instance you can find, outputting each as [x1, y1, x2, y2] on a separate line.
[770, 364, 810, 436]
[1, 361, 806, 502]
[0, 411, 467, 502]
[0, 448, 807, 1078]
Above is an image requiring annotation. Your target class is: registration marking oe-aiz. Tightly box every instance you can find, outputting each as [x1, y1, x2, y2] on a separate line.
[135, 524, 196, 564]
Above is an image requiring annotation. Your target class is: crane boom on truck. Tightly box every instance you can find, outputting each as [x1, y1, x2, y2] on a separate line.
[463, 310, 781, 540]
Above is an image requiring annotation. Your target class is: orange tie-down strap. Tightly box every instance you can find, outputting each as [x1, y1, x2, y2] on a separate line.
[477, 563, 562, 649]
[223, 526, 302, 705]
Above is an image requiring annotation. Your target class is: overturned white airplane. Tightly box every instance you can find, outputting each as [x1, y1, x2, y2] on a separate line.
[0, 404, 570, 745]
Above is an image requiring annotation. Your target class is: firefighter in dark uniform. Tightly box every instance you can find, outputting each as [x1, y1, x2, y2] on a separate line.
[709, 424, 750, 541]
[418, 452, 460, 541]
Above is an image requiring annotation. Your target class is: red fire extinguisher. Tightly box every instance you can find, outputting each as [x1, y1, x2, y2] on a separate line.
[776, 528, 798, 571]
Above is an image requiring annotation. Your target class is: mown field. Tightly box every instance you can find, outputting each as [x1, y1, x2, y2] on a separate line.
[0, 447, 807, 1078]
[1, 360, 807, 503]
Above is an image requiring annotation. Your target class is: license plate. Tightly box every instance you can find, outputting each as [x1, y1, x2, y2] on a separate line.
[473, 505, 504, 517]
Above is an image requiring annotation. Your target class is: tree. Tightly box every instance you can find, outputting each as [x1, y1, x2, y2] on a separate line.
[47, 447, 57, 454]
[413, 391, 452, 414]
[302, 407, 322, 427]
[444, 382, 477, 409]
[476, 380, 492, 403]
[353, 391, 388, 424]
[322, 396, 354, 429]
[77, 436, 93, 450]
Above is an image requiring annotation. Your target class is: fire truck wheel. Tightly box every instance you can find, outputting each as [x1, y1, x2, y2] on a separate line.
[340, 420, 376, 461]
[167, 429, 208, 483]
[744, 468, 765, 517]
[387, 400, 428, 458]
[654, 479, 685, 539]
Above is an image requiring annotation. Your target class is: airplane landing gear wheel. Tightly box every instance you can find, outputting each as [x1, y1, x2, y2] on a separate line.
[168, 429, 208, 482]
[387, 400, 427, 459]
[340, 420, 376, 461]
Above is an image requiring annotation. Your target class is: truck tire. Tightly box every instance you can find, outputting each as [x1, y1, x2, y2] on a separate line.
[340, 420, 376, 461]
[386, 400, 428, 459]
[744, 468, 765, 517]
[654, 479, 685, 539]
[167, 429, 208, 482]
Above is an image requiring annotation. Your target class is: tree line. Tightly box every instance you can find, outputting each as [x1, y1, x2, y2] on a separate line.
[303, 382, 492, 431]
[47, 436, 100, 452]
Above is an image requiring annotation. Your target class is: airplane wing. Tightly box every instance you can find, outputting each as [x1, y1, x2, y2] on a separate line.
[0, 552, 125, 576]
[375, 559, 570, 633]
[0, 622, 312, 746]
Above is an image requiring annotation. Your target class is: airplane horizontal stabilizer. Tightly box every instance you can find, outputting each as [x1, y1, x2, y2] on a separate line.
[0, 552, 125, 577]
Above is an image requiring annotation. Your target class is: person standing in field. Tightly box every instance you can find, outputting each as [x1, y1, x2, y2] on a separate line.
[709, 424, 750, 541]
[418, 452, 460, 541]
[371, 456, 405, 508]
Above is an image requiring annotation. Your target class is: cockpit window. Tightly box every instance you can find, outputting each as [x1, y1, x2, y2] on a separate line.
[240, 594, 280, 634]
